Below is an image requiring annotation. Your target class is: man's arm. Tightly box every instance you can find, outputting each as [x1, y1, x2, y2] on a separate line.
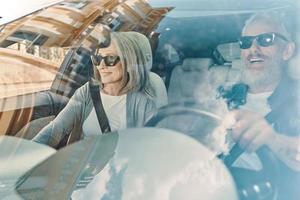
[225, 109, 300, 171]
[268, 133, 300, 171]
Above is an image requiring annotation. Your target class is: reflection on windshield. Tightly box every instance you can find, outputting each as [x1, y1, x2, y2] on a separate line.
[1, 0, 300, 199]
[16, 132, 118, 199]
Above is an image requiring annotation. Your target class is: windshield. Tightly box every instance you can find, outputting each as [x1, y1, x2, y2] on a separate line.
[1, 0, 300, 200]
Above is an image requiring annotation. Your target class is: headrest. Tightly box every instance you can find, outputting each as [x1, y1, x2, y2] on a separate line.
[181, 58, 214, 71]
[209, 65, 241, 86]
[231, 59, 243, 70]
[217, 42, 240, 61]
[148, 72, 168, 108]
[209, 66, 230, 86]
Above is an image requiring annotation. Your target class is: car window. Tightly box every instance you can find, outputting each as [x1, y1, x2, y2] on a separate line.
[1, 0, 300, 199]
[216, 42, 241, 61]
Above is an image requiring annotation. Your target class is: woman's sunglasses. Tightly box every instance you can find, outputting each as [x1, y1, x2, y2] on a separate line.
[91, 54, 120, 67]
[239, 32, 288, 49]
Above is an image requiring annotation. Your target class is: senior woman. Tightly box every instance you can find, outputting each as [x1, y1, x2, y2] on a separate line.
[33, 31, 156, 148]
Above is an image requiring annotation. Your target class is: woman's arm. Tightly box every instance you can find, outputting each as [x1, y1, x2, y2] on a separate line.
[127, 92, 157, 127]
[32, 85, 88, 148]
[144, 98, 157, 124]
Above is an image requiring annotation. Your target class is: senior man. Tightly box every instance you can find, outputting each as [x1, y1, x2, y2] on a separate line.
[223, 11, 300, 199]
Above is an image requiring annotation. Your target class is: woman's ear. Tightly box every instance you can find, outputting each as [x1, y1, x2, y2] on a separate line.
[283, 42, 296, 61]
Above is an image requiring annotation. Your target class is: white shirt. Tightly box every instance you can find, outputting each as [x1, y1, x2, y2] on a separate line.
[241, 91, 272, 115]
[82, 92, 127, 137]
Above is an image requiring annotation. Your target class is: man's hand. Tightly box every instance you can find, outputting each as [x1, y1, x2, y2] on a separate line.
[228, 109, 277, 153]
[221, 109, 300, 171]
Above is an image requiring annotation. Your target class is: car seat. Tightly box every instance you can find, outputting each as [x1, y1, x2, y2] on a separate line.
[149, 72, 168, 108]
[209, 58, 242, 88]
[168, 58, 214, 103]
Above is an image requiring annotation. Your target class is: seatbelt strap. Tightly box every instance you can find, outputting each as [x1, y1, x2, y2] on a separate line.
[219, 103, 280, 167]
[89, 81, 111, 133]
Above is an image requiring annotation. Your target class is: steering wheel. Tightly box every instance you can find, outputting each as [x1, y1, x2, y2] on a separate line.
[145, 100, 280, 200]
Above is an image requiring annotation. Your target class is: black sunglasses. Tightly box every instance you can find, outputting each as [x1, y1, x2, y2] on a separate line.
[239, 32, 288, 49]
[91, 54, 120, 67]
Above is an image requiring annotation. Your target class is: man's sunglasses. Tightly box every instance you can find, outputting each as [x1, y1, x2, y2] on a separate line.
[239, 32, 288, 49]
[91, 54, 120, 67]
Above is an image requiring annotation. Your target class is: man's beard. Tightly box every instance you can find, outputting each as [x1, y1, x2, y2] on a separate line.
[241, 63, 282, 93]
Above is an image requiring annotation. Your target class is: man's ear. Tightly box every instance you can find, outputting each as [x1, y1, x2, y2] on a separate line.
[283, 42, 296, 61]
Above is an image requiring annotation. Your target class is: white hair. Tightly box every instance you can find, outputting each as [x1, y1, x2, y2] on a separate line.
[111, 31, 155, 97]
[92, 31, 155, 97]
[243, 11, 292, 40]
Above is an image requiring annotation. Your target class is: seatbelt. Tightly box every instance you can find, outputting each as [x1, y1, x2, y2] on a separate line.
[218, 89, 283, 166]
[89, 81, 111, 134]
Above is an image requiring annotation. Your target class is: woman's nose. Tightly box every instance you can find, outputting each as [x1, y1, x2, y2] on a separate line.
[98, 60, 106, 69]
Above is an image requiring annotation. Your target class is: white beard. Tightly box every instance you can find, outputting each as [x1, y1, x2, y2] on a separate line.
[241, 63, 282, 92]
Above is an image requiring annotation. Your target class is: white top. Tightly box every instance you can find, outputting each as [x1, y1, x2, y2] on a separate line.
[241, 91, 272, 115]
[82, 92, 127, 137]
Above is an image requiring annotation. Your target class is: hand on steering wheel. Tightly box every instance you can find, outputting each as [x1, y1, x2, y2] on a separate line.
[145, 100, 280, 200]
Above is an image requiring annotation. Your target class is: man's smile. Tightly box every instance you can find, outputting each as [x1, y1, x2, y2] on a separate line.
[249, 57, 265, 63]
[246, 54, 268, 70]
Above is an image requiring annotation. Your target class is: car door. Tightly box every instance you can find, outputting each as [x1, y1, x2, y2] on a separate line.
[0, 0, 107, 137]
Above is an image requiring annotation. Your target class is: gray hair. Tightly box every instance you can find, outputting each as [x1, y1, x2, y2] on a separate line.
[243, 11, 292, 41]
[94, 31, 155, 97]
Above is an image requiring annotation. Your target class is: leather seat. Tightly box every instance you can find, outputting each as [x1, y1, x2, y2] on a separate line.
[209, 59, 242, 88]
[168, 58, 214, 103]
[149, 72, 168, 108]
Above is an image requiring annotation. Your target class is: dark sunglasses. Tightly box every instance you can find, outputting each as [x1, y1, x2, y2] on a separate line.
[91, 54, 120, 67]
[239, 32, 288, 49]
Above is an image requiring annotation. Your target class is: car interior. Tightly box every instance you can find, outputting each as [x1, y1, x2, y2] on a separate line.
[0, 0, 299, 199]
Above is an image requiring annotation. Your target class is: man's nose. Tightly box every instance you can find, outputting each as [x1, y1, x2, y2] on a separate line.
[249, 39, 261, 53]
